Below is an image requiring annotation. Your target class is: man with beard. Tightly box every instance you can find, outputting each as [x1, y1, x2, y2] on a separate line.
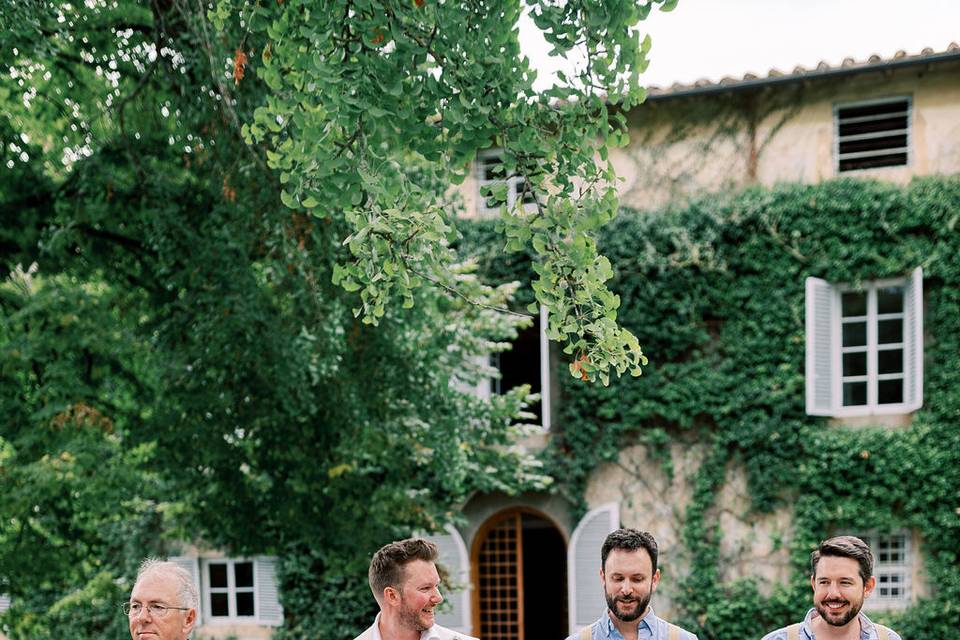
[565, 528, 698, 640]
[353, 537, 478, 640]
[761, 536, 901, 640]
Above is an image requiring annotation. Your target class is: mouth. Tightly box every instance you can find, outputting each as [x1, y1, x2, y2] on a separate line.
[824, 600, 849, 611]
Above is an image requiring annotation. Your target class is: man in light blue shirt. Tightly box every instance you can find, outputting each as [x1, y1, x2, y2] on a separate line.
[761, 536, 902, 640]
[564, 528, 698, 640]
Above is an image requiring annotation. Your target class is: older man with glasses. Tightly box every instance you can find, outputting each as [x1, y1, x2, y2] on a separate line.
[124, 559, 198, 640]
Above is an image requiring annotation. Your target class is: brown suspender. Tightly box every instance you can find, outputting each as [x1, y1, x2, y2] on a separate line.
[579, 624, 592, 640]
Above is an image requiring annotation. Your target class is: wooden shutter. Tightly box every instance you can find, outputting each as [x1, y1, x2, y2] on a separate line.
[255, 557, 283, 626]
[169, 555, 202, 625]
[903, 266, 924, 411]
[567, 502, 619, 635]
[426, 525, 472, 635]
[806, 276, 837, 415]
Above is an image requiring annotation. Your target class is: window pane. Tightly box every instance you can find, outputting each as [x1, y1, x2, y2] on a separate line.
[842, 352, 867, 376]
[235, 562, 254, 588]
[877, 286, 904, 314]
[480, 157, 502, 181]
[843, 381, 867, 406]
[841, 292, 866, 317]
[236, 591, 255, 616]
[210, 592, 229, 617]
[878, 349, 903, 374]
[878, 379, 904, 404]
[878, 319, 903, 344]
[209, 563, 228, 589]
[842, 322, 867, 347]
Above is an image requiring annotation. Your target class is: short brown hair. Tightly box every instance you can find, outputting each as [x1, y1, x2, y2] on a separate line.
[601, 528, 659, 573]
[810, 535, 874, 585]
[368, 538, 439, 603]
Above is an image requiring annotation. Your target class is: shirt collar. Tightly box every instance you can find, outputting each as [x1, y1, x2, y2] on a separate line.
[603, 606, 658, 637]
[802, 607, 880, 640]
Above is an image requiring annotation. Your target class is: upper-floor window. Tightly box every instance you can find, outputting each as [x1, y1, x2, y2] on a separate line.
[477, 149, 538, 217]
[805, 267, 922, 417]
[169, 555, 283, 628]
[205, 559, 256, 619]
[835, 97, 911, 173]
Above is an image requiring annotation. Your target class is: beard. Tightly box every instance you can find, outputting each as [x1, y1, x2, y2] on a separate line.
[605, 586, 653, 623]
[815, 595, 864, 628]
[398, 596, 433, 632]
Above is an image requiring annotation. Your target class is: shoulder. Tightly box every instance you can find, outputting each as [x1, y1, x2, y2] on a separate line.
[875, 623, 903, 640]
[667, 621, 700, 640]
[758, 626, 791, 640]
[432, 625, 479, 640]
[351, 628, 374, 640]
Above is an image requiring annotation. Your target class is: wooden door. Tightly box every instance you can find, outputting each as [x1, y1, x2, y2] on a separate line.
[473, 512, 524, 640]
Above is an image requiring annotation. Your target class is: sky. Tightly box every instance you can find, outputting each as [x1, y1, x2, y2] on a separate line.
[520, 0, 960, 91]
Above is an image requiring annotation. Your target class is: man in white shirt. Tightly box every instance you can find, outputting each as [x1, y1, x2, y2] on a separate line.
[353, 538, 478, 640]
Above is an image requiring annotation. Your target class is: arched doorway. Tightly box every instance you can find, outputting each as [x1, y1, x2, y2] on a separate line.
[471, 508, 567, 640]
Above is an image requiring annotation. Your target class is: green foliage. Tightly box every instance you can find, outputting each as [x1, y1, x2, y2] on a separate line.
[211, 0, 679, 383]
[462, 177, 960, 639]
[1, 1, 555, 637]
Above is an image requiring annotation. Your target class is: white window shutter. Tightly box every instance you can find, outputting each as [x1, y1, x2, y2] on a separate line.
[255, 557, 283, 626]
[806, 276, 837, 415]
[425, 525, 472, 636]
[0, 593, 10, 613]
[904, 266, 924, 411]
[169, 555, 202, 625]
[567, 502, 619, 636]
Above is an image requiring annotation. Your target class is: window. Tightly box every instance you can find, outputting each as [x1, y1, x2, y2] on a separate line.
[847, 531, 912, 609]
[191, 557, 282, 626]
[835, 97, 911, 172]
[0, 593, 10, 614]
[490, 305, 551, 430]
[805, 268, 922, 417]
[476, 149, 538, 217]
[206, 559, 255, 619]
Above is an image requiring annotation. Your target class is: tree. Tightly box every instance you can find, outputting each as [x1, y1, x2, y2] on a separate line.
[1, 1, 675, 636]
[220, 0, 676, 384]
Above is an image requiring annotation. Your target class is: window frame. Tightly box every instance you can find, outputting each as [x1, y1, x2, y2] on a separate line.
[833, 95, 912, 174]
[806, 268, 922, 418]
[476, 149, 538, 217]
[200, 557, 258, 624]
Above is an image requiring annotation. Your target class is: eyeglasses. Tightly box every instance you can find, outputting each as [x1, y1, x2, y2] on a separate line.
[122, 602, 191, 618]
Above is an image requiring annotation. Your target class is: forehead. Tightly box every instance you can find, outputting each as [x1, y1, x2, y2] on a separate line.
[400, 559, 439, 586]
[131, 570, 180, 602]
[604, 548, 653, 576]
[814, 555, 863, 581]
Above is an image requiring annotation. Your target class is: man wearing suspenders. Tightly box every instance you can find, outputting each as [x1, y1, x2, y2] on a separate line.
[762, 536, 902, 640]
[565, 528, 698, 640]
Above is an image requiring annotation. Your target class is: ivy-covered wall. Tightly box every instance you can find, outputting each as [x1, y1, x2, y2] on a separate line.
[460, 176, 960, 640]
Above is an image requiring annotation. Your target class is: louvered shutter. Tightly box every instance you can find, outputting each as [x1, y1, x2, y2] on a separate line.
[567, 502, 619, 636]
[169, 555, 202, 625]
[806, 277, 837, 415]
[255, 557, 283, 626]
[0, 593, 10, 613]
[425, 525, 472, 635]
[903, 267, 924, 411]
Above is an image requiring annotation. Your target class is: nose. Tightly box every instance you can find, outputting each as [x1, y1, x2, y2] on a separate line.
[432, 588, 443, 604]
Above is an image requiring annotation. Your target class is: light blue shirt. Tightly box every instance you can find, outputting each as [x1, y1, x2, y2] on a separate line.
[761, 608, 902, 640]
[565, 607, 698, 640]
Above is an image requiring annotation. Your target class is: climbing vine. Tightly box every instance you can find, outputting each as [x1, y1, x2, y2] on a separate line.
[460, 176, 960, 640]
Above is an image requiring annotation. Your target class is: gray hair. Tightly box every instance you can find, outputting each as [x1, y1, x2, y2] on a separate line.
[136, 558, 199, 610]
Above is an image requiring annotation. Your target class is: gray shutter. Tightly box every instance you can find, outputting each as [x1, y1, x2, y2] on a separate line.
[904, 267, 924, 411]
[425, 525, 472, 635]
[567, 502, 619, 636]
[255, 557, 283, 626]
[169, 555, 202, 625]
[0, 593, 10, 613]
[806, 276, 836, 415]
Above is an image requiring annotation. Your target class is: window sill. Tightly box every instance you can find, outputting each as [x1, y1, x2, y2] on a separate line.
[827, 412, 913, 429]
